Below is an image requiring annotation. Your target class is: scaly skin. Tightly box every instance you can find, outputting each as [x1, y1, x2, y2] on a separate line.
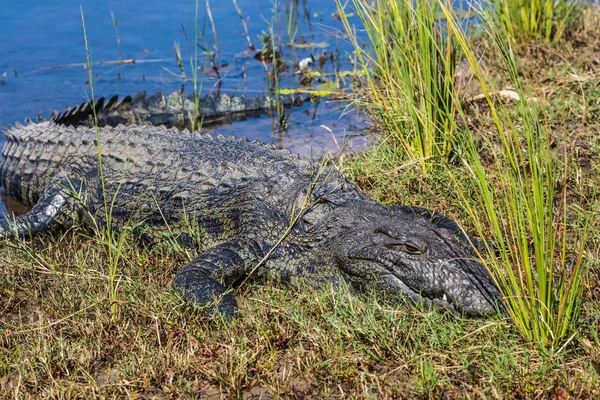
[0, 100, 504, 318]
[45, 90, 309, 129]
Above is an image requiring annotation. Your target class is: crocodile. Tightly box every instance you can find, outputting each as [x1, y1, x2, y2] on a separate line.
[0, 99, 504, 318]
[43, 90, 309, 129]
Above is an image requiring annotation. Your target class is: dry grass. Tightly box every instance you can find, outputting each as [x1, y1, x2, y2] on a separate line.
[0, 230, 598, 398]
[2, 5, 600, 400]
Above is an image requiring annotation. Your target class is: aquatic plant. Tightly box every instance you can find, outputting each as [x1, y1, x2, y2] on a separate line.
[337, 0, 459, 171]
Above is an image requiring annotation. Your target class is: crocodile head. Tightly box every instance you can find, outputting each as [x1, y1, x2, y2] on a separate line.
[327, 203, 504, 317]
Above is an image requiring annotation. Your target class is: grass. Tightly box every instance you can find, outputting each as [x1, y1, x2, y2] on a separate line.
[336, 0, 459, 171]
[489, 0, 582, 42]
[339, 0, 593, 352]
[2, 0, 600, 398]
[191, 0, 202, 131]
[0, 231, 598, 397]
[80, 6, 122, 323]
[440, 4, 589, 351]
[259, 0, 289, 133]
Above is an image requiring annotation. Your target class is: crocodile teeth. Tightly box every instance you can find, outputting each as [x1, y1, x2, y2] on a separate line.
[442, 294, 447, 302]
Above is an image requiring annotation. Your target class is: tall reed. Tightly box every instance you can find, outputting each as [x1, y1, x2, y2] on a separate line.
[81, 7, 123, 322]
[191, 0, 205, 131]
[342, 0, 588, 351]
[337, 0, 459, 171]
[439, 2, 588, 351]
[489, 0, 581, 42]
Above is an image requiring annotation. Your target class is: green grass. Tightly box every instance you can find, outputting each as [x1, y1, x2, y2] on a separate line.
[258, 0, 289, 133]
[2, 1, 600, 397]
[489, 0, 582, 42]
[191, 0, 202, 131]
[80, 6, 123, 322]
[0, 231, 598, 397]
[338, 0, 595, 352]
[441, 4, 589, 351]
[336, 0, 459, 171]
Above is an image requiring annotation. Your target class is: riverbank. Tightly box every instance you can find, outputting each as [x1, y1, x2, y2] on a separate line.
[1, 1, 599, 398]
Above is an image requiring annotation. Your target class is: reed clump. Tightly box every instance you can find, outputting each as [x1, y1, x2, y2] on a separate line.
[338, 0, 596, 352]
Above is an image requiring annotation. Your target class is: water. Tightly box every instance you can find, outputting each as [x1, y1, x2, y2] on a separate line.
[0, 0, 370, 153]
[0, 0, 375, 214]
[0, 0, 476, 215]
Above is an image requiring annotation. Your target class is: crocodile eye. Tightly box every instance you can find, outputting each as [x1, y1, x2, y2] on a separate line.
[376, 229, 426, 255]
[383, 242, 424, 255]
[384, 243, 405, 252]
[404, 243, 424, 255]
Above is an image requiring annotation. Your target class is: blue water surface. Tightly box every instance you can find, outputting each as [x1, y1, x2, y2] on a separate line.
[0, 0, 370, 154]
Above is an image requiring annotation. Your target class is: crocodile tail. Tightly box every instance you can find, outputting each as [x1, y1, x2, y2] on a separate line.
[51, 90, 311, 130]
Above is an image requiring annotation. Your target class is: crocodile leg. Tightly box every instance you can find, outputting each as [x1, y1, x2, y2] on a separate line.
[0, 177, 85, 239]
[172, 239, 267, 318]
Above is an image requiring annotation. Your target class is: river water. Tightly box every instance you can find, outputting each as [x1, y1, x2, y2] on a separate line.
[0, 0, 473, 214]
[1, 0, 378, 213]
[0, 0, 371, 154]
